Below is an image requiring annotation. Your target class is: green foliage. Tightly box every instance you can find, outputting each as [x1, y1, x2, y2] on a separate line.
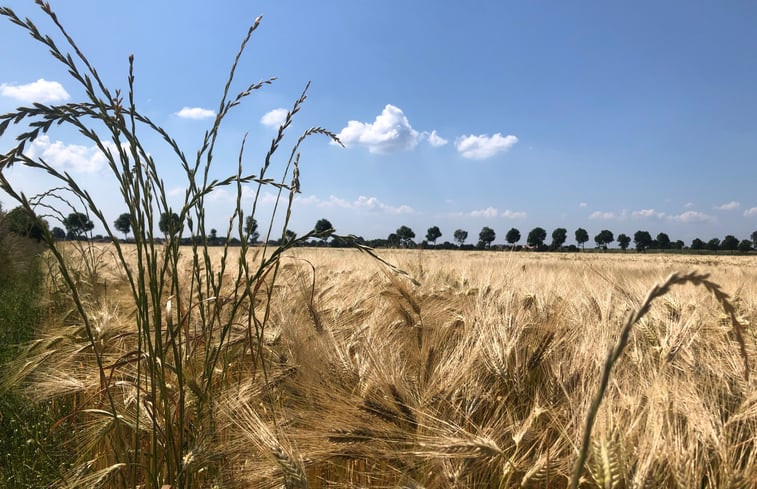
[396, 225, 416, 247]
[656, 232, 671, 250]
[707, 238, 721, 251]
[527, 227, 547, 247]
[551, 227, 567, 249]
[158, 211, 182, 236]
[505, 227, 520, 245]
[738, 239, 752, 252]
[114, 212, 131, 238]
[617, 233, 631, 251]
[425, 225, 441, 244]
[63, 211, 94, 238]
[575, 227, 589, 249]
[3, 205, 47, 241]
[721, 235, 739, 251]
[244, 215, 259, 243]
[594, 229, 614, 248]
[453, 228, 468, 246]
[633, 230, 652, 251]
[478, 226, 496, 248]
[315, 218, 333, 241]
[691, 238, 704, 250]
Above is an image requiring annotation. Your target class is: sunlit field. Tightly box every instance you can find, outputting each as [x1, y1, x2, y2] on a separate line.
[7, 245, 755, 488]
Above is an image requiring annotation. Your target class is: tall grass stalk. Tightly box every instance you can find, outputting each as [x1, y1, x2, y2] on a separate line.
[0, 3, 338, 487]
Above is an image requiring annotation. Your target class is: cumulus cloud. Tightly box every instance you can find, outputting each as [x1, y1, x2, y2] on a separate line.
[0, 79, 69, 103]
[684, 202, 695, 209]
[336, 104, 420, 153]
[714, 201, 740, 211]
[176, 107, 216, 119]
[744, 207, 757, 217]
[579, 202, 588, 208]
[668, 211, 714, 223]
[470, 207, 499, 218]
[426, 130, 448, 147]
[260, 108, 288, 127]
[455, 133, 518, 160]
[25, 135, 116, 173]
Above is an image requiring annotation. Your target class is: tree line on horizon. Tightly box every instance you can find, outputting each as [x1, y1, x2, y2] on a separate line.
[2, 204, 756, 253]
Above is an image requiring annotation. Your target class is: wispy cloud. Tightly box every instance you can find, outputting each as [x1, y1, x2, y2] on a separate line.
[455, 133, 518, 160]
[579, 202, 588, 208]
[632, 208, 665, 219]
[744, 207, 757, 217]
[260, 108, 288, 127]
[714, 200, 740, 211]
[336, 104, 420, 153]
[684, 202, 695, 209]
[451, 206, 527, 219]
[0, 79, 69, 103]
[175, 107, 215, 119]
[668, 211, 714, 223]
[589, 210, 625, 220]
[425, 130, 448, 147]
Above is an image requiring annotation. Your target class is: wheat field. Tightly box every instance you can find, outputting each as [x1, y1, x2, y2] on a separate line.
[7, 245, 755, 488]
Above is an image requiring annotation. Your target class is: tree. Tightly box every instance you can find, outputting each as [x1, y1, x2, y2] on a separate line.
[64, 211, 94, 239]
[387, 233, 400, 247]
[209, 228, 218, 245]
[575, 228, 589, 250]
[396, 225, 416, 247]
[551, 228, 567, 250]
[527, 227, 547, 248]
[453, 229, 468, 247]
[707, 238, 720, 251]
[752, 231, 757, 248]
[478, 226, 496, 248]
[594, 229, 614, 249]
[691, 238, 704, 250]
[425, 226, 442, 245]
[4, 206, 47, 241]
[114, 213, 131, 240]
[617, 233, 631, 251]
[285, 229, 297, 243]
[633, 230, 652, 252]
[505, 227, 521, 246]
[738, 239, 752, 252]
[51, 226, 66, 240]
[656, 232, 671, 250]
[673, 240, 685, 250]
[244, 215, 259, 243]
[721, 235, 739, 251]
[158, 212, 181, 236]
[314, 218, 333, 242]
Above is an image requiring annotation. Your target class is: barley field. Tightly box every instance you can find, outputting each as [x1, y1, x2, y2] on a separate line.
[6, 245, 756, 488]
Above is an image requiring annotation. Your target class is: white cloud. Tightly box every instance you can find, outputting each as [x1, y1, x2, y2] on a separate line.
[684, 202, 695, 209]
[290, 194, 415, 215]
[455, 133, 518, 160]
[426, 130, 448, 147]
[744, 207, 757, 217]
[470, 206, 499, 218]
[501, 209, 527, 219]
[668, 211, 714, 223]
[176, 107, 216, 119]
[589, 211, 618, 220]
[579, 202, 588, 208]
[336, 104, 420, 153]
[0, 79, 69, 103]
[632, 208, 665, 219]
[26, 135, 114, 173]
[260, 108, 288, 128]
[714, 201, 740, 211]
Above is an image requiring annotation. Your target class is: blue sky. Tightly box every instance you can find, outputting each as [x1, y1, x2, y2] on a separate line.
[1, 1, 757, 244]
